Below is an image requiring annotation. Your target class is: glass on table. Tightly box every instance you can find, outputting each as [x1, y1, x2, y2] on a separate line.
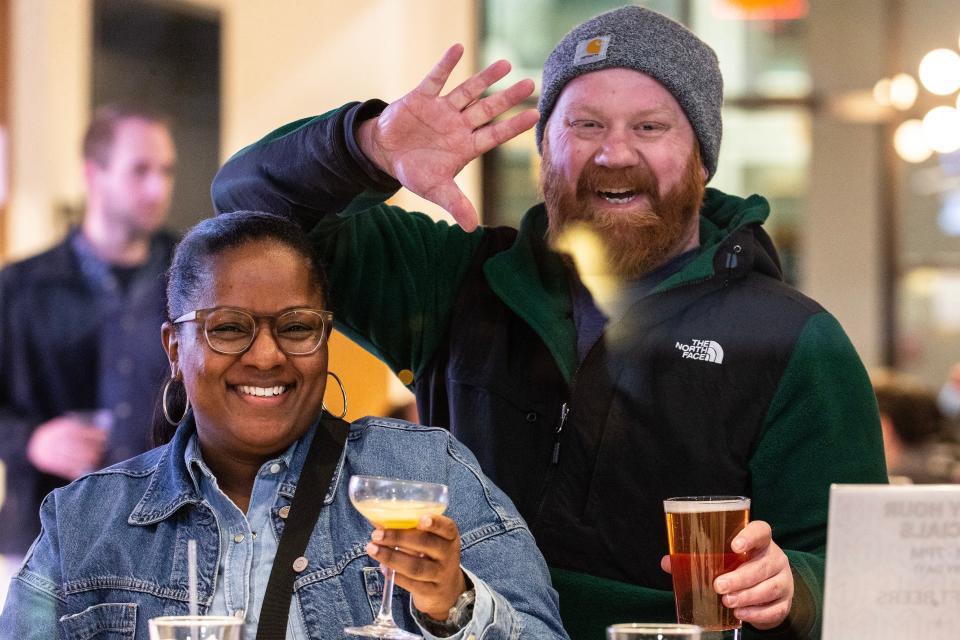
[344, 475, 450, 640]
[663, 496, 750, 639]
[148, 615, 242, 640]
[607, 623, 703, 639]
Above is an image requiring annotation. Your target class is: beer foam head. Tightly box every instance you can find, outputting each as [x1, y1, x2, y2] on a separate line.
[663, 496, 750, 513]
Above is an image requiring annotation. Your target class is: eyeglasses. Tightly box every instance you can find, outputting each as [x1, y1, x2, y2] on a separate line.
[172, 306, 333, 356]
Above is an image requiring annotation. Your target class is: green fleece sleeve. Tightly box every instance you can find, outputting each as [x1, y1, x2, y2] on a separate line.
[312, 204, 485, 378]
[549, 568, 675, 639]
[750, 311, 888, 639]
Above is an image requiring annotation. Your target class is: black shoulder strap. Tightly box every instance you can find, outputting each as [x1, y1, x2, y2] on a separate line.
[255, 414, 349, 640]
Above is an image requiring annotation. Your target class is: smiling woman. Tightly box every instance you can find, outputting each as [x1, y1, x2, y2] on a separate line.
[0, 211, 568, 640]
[160, 229, 332, 501]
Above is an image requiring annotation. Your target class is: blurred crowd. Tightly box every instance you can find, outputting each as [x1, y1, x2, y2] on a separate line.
[873, 368, 960, 484]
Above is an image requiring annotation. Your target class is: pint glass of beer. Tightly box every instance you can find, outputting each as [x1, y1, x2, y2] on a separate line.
[663, 496, 750, 636]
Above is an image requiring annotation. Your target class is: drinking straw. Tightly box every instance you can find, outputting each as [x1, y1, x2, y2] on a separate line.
[188, 539, 198, 617]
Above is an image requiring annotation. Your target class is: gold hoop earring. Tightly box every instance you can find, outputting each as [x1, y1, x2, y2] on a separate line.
[162, 377, 191, 426]
[322, 371, 348, 420]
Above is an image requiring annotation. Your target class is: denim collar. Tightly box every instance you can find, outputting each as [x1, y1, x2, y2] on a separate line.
[128, 416, 349, 526]
[182, 429, 301, 497]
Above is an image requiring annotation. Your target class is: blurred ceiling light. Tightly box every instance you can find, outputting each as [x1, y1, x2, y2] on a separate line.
[831, 90, 891, 123]
[890, 73, 919, 110]
[873, 78, 892, 107]
[894, 119, 933, 163]
[918, 48, 960, 96]
[921, 106, 960, 153]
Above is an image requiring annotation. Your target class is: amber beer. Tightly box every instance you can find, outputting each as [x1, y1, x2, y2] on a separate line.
[664, 496, 750, 633]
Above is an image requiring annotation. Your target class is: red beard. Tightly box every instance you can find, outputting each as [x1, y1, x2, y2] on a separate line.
[541, 142, 706, 279]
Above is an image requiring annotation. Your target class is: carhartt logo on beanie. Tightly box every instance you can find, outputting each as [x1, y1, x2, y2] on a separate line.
[536, 5, 723, 181]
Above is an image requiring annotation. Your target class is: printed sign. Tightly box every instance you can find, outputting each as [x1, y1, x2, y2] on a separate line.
[823, 484, 960, 639]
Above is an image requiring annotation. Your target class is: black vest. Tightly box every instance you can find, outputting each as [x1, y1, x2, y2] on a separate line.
[416, 224, 817, 589]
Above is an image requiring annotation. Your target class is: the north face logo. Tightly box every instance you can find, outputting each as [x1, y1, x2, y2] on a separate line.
[675, 339, 724, 364]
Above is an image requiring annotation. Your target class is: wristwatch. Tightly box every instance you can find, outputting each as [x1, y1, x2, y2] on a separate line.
[414, 576, 476, 637]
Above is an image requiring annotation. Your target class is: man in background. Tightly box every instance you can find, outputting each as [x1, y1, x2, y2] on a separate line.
[0, 104, 177, 564]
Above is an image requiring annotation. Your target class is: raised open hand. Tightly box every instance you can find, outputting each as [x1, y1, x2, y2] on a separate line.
[357, 44, 539, 231]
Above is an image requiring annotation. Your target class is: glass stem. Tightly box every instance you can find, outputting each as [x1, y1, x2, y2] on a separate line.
[374, 567, 398, 625]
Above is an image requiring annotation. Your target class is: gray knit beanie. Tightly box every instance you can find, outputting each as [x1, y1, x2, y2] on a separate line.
[536, 5, 723, 180]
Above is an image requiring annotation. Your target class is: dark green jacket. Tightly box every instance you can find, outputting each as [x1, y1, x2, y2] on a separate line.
[212, 101, 888, 639]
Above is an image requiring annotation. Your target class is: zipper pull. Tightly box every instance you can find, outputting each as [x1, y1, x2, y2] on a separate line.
[552, 403, 570, 464]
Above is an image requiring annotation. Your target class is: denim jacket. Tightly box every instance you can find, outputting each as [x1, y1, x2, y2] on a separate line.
[0, 416, 568, 639]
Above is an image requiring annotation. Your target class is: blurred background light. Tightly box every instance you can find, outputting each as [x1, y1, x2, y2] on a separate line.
[890, 73, 920, 110]
[922, 106, 960, 153]
[918, 48, 960, 96]
[895, 118, 934, 162]
[874, 77, 892, 107]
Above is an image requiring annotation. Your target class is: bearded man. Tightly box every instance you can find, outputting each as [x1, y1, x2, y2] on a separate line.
[212, 6, 886, 638]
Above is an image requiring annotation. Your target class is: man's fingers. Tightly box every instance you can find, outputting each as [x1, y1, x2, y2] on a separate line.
[474, 108, 540, 156]
[734, 600, 793, 630]
[721, 573, 791, 609]
[463, 79, 536, 130]
[660, 555, 672, 574]
[731, 520, 773, 553]
[417, 44, 465, 97]
[449, 202, 478, 232]
[715, 553, 781, 594]
[425, 182, 478, 231]
[445, 59, 513, 112]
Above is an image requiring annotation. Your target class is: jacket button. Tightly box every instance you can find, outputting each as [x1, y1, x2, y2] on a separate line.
[233, 533, 245, 543]
[525, 412, 537, 423]
[278, 506, 290, 519]
[292, 556, 308, 572]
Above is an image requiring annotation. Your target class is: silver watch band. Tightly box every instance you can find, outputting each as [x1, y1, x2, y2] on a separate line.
[414, 575, 476, 637]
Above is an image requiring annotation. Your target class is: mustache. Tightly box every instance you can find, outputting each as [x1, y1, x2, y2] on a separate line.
[575, 163, 660, 206]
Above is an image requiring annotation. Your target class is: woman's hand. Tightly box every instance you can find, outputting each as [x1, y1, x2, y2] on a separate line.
[661, 520, 794, 630]
[365, 515, 467, 621]
[357, 44, 539, 231]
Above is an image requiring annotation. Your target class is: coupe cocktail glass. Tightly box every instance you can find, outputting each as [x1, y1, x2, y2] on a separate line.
[344, 475, 449, 639]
